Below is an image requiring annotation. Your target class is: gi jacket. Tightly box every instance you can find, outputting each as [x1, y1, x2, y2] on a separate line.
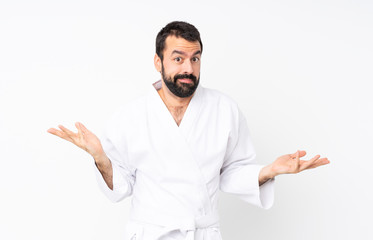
[94, 80, 274, 240]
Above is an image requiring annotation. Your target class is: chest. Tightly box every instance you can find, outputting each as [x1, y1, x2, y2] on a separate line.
[168, 106, 187, 126]
[124, 105, 231, 183]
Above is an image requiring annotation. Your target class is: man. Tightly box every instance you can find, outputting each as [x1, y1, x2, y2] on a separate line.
[48, 21, 329, 240]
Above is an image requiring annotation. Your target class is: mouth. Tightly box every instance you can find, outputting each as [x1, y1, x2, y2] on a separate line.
[177, 78, 194, 84]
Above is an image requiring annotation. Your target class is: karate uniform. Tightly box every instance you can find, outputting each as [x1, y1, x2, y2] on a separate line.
[94, 80, 274, 240]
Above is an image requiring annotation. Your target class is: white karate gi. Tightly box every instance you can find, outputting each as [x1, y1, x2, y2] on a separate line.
[94, 80, 274, 240]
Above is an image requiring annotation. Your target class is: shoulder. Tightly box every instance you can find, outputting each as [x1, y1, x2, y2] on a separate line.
[201, 87, 241, 115]
[203, 87, 238, 105]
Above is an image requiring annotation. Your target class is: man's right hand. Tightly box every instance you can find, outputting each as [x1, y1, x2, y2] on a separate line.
[48, 122, 104, 161]
[48, 122, 113, 189]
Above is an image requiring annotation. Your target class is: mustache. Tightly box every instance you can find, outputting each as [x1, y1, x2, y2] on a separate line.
[174, 74, 197, 83]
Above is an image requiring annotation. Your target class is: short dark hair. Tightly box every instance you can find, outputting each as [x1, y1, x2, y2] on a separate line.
[156, 21, 203, 61]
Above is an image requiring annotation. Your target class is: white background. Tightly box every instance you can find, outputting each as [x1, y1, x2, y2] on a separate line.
[1, 0, 372, 239]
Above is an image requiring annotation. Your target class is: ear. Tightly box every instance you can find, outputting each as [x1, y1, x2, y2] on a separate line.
[154, 54, 162, 72]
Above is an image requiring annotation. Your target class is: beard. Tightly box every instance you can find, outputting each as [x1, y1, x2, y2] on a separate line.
[161, 63, 200, 98]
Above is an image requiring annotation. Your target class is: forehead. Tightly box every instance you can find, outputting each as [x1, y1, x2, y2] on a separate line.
[163, 35, 201, 55]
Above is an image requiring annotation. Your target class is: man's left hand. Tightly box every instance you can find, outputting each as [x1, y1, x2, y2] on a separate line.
[259, 150, 330, 185]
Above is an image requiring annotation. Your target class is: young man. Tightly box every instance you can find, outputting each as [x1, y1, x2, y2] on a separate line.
[48, 21, 329, 240]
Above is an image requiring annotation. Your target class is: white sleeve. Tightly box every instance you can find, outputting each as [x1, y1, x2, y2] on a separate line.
[219, 109, 274, 209]
[94, 110, 136, 203]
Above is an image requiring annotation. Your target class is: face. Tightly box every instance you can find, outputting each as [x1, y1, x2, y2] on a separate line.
[155, 36, 201, 98]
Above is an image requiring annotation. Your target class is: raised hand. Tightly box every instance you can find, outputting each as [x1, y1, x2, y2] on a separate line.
[48, 122, 113, 189]
[259, 150, 330, 185]
[271, 150, 329, 176]
[47, 122, 104, 159]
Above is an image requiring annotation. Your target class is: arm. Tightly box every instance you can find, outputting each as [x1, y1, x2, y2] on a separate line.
[48, 122, 114, 190]
[220, 111, 275, 209]
[94, 153, 113, 190]
[220, 106, 330, 208]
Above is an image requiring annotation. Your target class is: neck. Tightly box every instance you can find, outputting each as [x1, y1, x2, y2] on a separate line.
[157, 81, 195, 126]
[157, 83, 194, 109]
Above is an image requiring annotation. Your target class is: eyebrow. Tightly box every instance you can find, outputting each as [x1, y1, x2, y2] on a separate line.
[171, 50, 202, 56]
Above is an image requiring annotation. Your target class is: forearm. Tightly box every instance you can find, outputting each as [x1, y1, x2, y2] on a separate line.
[94, 153, 113, 190]
[259, 164, 275, 186]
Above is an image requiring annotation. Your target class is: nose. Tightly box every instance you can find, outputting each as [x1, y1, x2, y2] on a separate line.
[181, 59, 193, 74]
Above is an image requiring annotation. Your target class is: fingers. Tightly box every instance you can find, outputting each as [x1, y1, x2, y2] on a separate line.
[48, 125, 77, 143]
[306, 157, 330, 169]
[58, 125, 75, 136]
[75, 122, 89, 135]
[289, 150, 330, 172]
[47, 127, 72, 142]
[75, 122, 83, 136]
[77, 122, 88, 131]
[291, 150, 306, 158]
[47, 128, 62, 137]
[299, 154, 321, 171]
[287, 150, 301, 173]
[295, 150, 300, 162]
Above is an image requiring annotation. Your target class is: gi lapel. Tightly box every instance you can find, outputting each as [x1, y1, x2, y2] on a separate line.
[178, 83, 204, 141]
[150, 79, 203, 134]
[148, 81, 213, 215]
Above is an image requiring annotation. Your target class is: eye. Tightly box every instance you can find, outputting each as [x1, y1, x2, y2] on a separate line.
[174, 57, 182, 63]
[192, 57, 200, 62]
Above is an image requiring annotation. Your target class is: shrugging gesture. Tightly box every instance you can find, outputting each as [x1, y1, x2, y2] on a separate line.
[47, 122, 104, 158]
[47, 122, 113, 189]
[259, 150, 330, 185]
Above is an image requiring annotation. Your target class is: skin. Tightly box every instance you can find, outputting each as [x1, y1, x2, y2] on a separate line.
[47, 35, 330, 190]
[47, 122, 114, 189]
[154, 36, 202, 126]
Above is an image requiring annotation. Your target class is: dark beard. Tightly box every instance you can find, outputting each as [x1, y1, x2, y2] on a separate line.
[161, 64, 199, 98]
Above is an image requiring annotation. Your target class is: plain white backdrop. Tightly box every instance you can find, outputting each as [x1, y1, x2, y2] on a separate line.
[1, 0, 372, 239]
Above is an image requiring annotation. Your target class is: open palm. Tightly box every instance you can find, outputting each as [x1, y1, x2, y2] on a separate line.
[271, 150, 329, 176]
[47, 122, 104, 158]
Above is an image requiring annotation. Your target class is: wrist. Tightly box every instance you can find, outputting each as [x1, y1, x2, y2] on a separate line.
[93, 151, 109, 166]
[261, 164, 276, 180]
